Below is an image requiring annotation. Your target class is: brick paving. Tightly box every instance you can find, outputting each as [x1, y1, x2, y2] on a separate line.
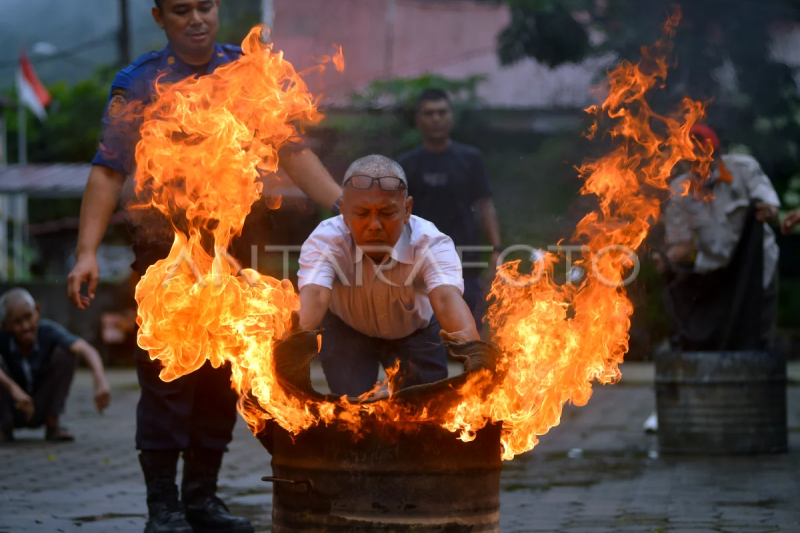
[0, 362, 798, 533]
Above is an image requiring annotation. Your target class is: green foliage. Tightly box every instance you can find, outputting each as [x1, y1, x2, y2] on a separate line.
[486, 0, 800, 193]
[216, 0, 263, 45]
[350, 74, 486, 110]
[494, 0, 591, 66]
[315, 74, 489, 178]
[4, 65, 115, 164]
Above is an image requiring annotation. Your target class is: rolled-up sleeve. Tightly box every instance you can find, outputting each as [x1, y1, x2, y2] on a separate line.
[298, 231, 341, 290]
[664, 198, 693, 245]
[419, 235, 464, 294]
[737, 156, 780, 206]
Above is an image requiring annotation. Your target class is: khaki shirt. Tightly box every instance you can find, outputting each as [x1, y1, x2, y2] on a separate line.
[664, 154, 780, 288]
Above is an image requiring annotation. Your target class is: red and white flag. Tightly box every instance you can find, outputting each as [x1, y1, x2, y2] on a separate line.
[16, 51, 51, 121]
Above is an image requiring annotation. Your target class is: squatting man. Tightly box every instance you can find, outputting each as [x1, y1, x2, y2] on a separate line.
[294, 155, 481, 396]
[0, 288, 110, 442]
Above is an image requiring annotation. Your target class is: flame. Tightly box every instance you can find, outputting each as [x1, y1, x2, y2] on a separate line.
[134, 27, 324, 434]
[135, 13, 712, 459]
[467, 7, 712, 459]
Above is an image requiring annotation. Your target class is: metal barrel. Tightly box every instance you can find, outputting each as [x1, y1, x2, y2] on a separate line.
[655, 350, 788, 454]
[263, 422, 502, 532]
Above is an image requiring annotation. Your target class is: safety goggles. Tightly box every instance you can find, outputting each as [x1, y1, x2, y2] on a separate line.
[343, 175, 407, 191]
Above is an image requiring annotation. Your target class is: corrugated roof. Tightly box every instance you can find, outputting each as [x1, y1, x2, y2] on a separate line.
[0, 164, 91, 197]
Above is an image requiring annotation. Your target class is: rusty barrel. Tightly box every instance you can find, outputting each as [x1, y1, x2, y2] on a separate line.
[261, 422, 502, 532]
[655, 350, 787, 454]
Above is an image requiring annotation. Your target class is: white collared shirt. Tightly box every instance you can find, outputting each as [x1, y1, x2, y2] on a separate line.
[298, 215, 464, 339]
[665, 154, 780, 288]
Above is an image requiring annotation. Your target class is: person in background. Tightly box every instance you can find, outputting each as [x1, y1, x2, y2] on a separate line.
[645, 124, 780, 434]
[296, 155, 479, 396]
[396, 89, 503, 330]
[661, 124, 780, 347]
[65, 1, 342, 532]
[0, 288, 110, 443]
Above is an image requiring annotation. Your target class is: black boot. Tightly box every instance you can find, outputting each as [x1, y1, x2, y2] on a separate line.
[139, 450, 193, 533]
[182, 448, 254, 533]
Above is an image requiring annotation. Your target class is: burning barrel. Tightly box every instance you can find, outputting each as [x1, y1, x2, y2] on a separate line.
[655, 350, 788, 454]
[255, 331, 507, 532]
[261, 422, 502, 532]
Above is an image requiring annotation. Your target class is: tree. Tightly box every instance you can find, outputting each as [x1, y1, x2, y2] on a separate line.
[4, 65, 115, 164]
[487, 0, 800, 190]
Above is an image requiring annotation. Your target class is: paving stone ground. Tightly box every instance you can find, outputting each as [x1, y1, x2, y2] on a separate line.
[0, 362, 798, 533]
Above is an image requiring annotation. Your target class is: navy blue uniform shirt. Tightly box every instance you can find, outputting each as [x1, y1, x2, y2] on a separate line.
[93, 42, 244, 176]
[0, 319, 79, 394]
[93, 42, 305, 272]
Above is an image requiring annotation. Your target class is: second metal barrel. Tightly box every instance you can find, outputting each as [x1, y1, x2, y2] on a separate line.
[656, 350, 787, 454]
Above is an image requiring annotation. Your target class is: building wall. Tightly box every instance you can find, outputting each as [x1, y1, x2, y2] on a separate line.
[273, 0, 606, 109]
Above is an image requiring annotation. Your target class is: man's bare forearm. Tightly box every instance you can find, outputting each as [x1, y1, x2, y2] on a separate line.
[0, 366, 21, 394]
[70, 339, 107, 382]
[76, 165, 124, 258]
[477, 198, 502, 247]
[280, 149, 343, 210]
[298, 284, 332, 331]
[429, 285, 480, 340]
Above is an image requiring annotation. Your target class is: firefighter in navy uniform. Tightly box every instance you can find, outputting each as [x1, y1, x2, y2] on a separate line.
[66, 2, 343, 533]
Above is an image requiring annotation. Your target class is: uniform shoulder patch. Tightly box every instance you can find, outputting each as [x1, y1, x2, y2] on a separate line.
[107, 93, 128, 121]
[131, 50, 162, 67]
[221, 43, 243, 58]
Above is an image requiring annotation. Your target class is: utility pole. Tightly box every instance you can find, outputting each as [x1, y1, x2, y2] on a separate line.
[17, 106, 26, 165]
[384, 0, 396, 79]
[118, 0, 131, 67]
[262, 0, 275, 37]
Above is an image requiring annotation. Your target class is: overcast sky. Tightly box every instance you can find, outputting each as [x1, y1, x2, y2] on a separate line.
[0, 0, 167, 88]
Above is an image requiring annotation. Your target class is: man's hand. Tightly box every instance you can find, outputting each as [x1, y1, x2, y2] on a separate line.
[67, 254, 99, 310]
[11, 386, 34, 421]
[93, 376, 111, 414]
[783, 209, 800, 234]
[755, 202, 779, 224]
[440, 326, 476, 344]
[666, 242, 694, 265]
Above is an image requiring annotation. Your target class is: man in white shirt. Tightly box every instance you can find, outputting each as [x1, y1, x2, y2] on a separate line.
[660, 124, 780, 350]
[296, 155, 480, 396]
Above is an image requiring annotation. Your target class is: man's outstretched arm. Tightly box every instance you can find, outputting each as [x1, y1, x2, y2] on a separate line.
[67, 165, 124, 309]
[280, 149, 343, 210]
[429, 284, 480, 343]
[477, 197, 503, 269]
[69, 339, 111, 414]
[296, 284, 332, 332]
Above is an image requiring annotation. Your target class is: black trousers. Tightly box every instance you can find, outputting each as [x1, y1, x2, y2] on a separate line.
[135, 348, 239, 451]
[317, 313, 449, 397]
[0, 347, 76, 430]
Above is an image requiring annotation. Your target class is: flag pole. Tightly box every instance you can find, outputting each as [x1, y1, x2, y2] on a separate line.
[17, 103, 26, 165]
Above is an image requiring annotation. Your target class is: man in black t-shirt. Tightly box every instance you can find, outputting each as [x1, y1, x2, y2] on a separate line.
[0, 288, 110, 443]
[396, 89, 503, 328]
